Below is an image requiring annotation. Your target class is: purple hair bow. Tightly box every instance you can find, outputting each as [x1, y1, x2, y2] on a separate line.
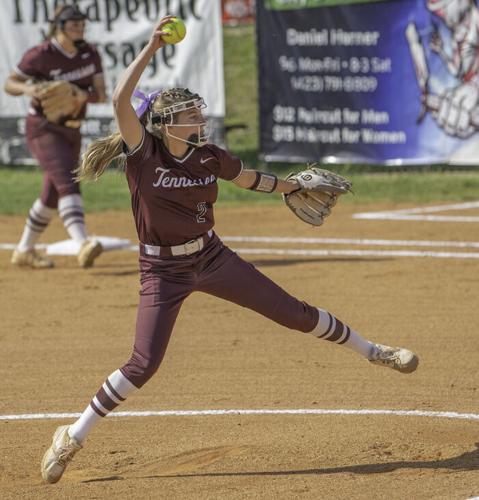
[133, 89, 161, 118]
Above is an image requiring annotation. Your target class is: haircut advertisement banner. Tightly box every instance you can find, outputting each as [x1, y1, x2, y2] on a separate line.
[257, 0, 479, 165]
[0, 0, 224, 165]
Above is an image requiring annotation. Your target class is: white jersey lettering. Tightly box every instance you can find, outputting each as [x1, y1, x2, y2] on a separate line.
[153, 167, 216, 189]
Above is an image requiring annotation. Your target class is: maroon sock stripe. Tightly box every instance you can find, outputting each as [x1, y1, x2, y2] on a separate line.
[63, 218, 85, 228]
[325, 318, 345, 342]
[27, 221, 48, 231]
[59, 207, 83, 218]
[105, 379, 126, 401]
[337, 325, 351, 345]
[96, 387, 121, 412]
[89, 400, 107, 417]
[60, 212, 85, 222]
[30, 210, 51, 224]
[27, 221, 44, 233]
[316, 312, 334, 339]
[28, 215, 49, 229]
[60, 210, 84, 218]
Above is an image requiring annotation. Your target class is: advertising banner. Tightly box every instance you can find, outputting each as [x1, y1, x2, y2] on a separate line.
[0, 0, 224, 165]
[257, 0, 479, 165]
[222, 0, 255, 25]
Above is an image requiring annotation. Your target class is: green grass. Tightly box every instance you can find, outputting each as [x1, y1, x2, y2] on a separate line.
[218, 172, 479, 205]
[224, 25, 259, 163]
[0, 167, 129, 215]
[1, 24, 478, 215]
[1, 167, 478, 215]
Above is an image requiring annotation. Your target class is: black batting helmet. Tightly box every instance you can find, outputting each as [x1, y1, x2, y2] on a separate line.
[55, 5, 87, 26]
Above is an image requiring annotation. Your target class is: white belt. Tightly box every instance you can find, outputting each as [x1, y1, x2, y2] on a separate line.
[143, 230, 213, 257]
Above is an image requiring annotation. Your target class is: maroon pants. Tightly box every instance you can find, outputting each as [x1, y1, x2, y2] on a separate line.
[121, 234, 319, 388]
[26, 115, 82, 208]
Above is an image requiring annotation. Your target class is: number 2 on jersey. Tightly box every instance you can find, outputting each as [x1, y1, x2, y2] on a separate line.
[196, 202, 207, 223]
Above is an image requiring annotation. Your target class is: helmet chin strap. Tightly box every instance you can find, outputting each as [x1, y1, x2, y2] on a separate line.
[164, 123, 209, 147]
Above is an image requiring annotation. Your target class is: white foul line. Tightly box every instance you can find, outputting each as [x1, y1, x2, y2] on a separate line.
[221, 236, 479, 249]
[231, 248, 479, 259]
[2, 235, 479, 259]
[353, 214, 479, 222]
[354, 201, 479, 222]
[369, 201, 479, 214]
[1, 408, 479, 421]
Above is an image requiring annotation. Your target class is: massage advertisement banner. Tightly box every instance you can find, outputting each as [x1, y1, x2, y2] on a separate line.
[0, 0, 224, 165]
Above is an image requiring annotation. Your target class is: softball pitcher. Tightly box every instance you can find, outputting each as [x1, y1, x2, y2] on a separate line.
[40, 16, 419, 483]
[4, 5, 106, 268]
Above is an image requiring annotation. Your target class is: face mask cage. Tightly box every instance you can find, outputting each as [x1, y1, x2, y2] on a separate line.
[150, 98, 210, 147]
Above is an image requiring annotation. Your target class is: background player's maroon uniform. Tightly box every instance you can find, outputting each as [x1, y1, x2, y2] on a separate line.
[8, 5, 106, 270]
[16, 39, 103, 124]
[14, 39, 103, 205]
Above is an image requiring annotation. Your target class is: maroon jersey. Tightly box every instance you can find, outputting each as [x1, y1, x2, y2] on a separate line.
[125, 129, 243, 246]
[14, 38, 103, 120]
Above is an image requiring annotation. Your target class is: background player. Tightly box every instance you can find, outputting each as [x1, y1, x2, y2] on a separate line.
[3, 5, 107, 268]
[40, 16, 419, 483]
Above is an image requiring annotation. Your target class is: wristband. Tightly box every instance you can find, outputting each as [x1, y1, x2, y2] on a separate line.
[248, 172, 278, 193]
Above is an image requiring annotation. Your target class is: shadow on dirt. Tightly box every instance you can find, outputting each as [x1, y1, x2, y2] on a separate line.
[87, 257, 391, 275]
[81, 443, 479, 483]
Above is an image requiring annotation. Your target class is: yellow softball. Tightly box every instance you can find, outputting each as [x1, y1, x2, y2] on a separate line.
[161, 17, 186, 45]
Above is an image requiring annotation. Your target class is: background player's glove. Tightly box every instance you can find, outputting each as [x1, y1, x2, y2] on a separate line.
[37, 81, 85, 124]
[283, 165, 352, 227]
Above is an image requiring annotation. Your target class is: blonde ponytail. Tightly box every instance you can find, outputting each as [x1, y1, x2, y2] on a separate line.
[75, 132, 125, 181]
[45, 5, 67, 40]
[44, 21, 57, 40]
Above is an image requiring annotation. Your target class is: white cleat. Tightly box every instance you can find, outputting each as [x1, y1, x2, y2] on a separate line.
[78, 239, 103, 268]
[41, 425, 82, 484]
[369, 343, 419, 374]
[11, 248, 54, 269]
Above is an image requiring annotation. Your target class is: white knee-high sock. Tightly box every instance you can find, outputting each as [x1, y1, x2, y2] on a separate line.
[310, 308, 376, 358]
[68, 369, 137, 444]
[17, 199, 55, 252]
[58, 194, 88, 243]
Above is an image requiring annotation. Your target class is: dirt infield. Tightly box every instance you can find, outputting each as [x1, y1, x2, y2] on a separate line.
[1, 203, 478, 499]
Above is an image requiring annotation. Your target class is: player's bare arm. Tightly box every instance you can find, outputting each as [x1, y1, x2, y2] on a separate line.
[112, 16, 174, 151]
[92, 74, 107, 103]
[4, 71, 43, 98]
[67, 74, 108, 108]
[233, 168, 299, 194]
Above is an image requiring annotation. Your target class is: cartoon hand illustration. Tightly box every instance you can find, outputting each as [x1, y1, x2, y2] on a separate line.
[429, 29, 444, 55]
[433, 82, 479, 138]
